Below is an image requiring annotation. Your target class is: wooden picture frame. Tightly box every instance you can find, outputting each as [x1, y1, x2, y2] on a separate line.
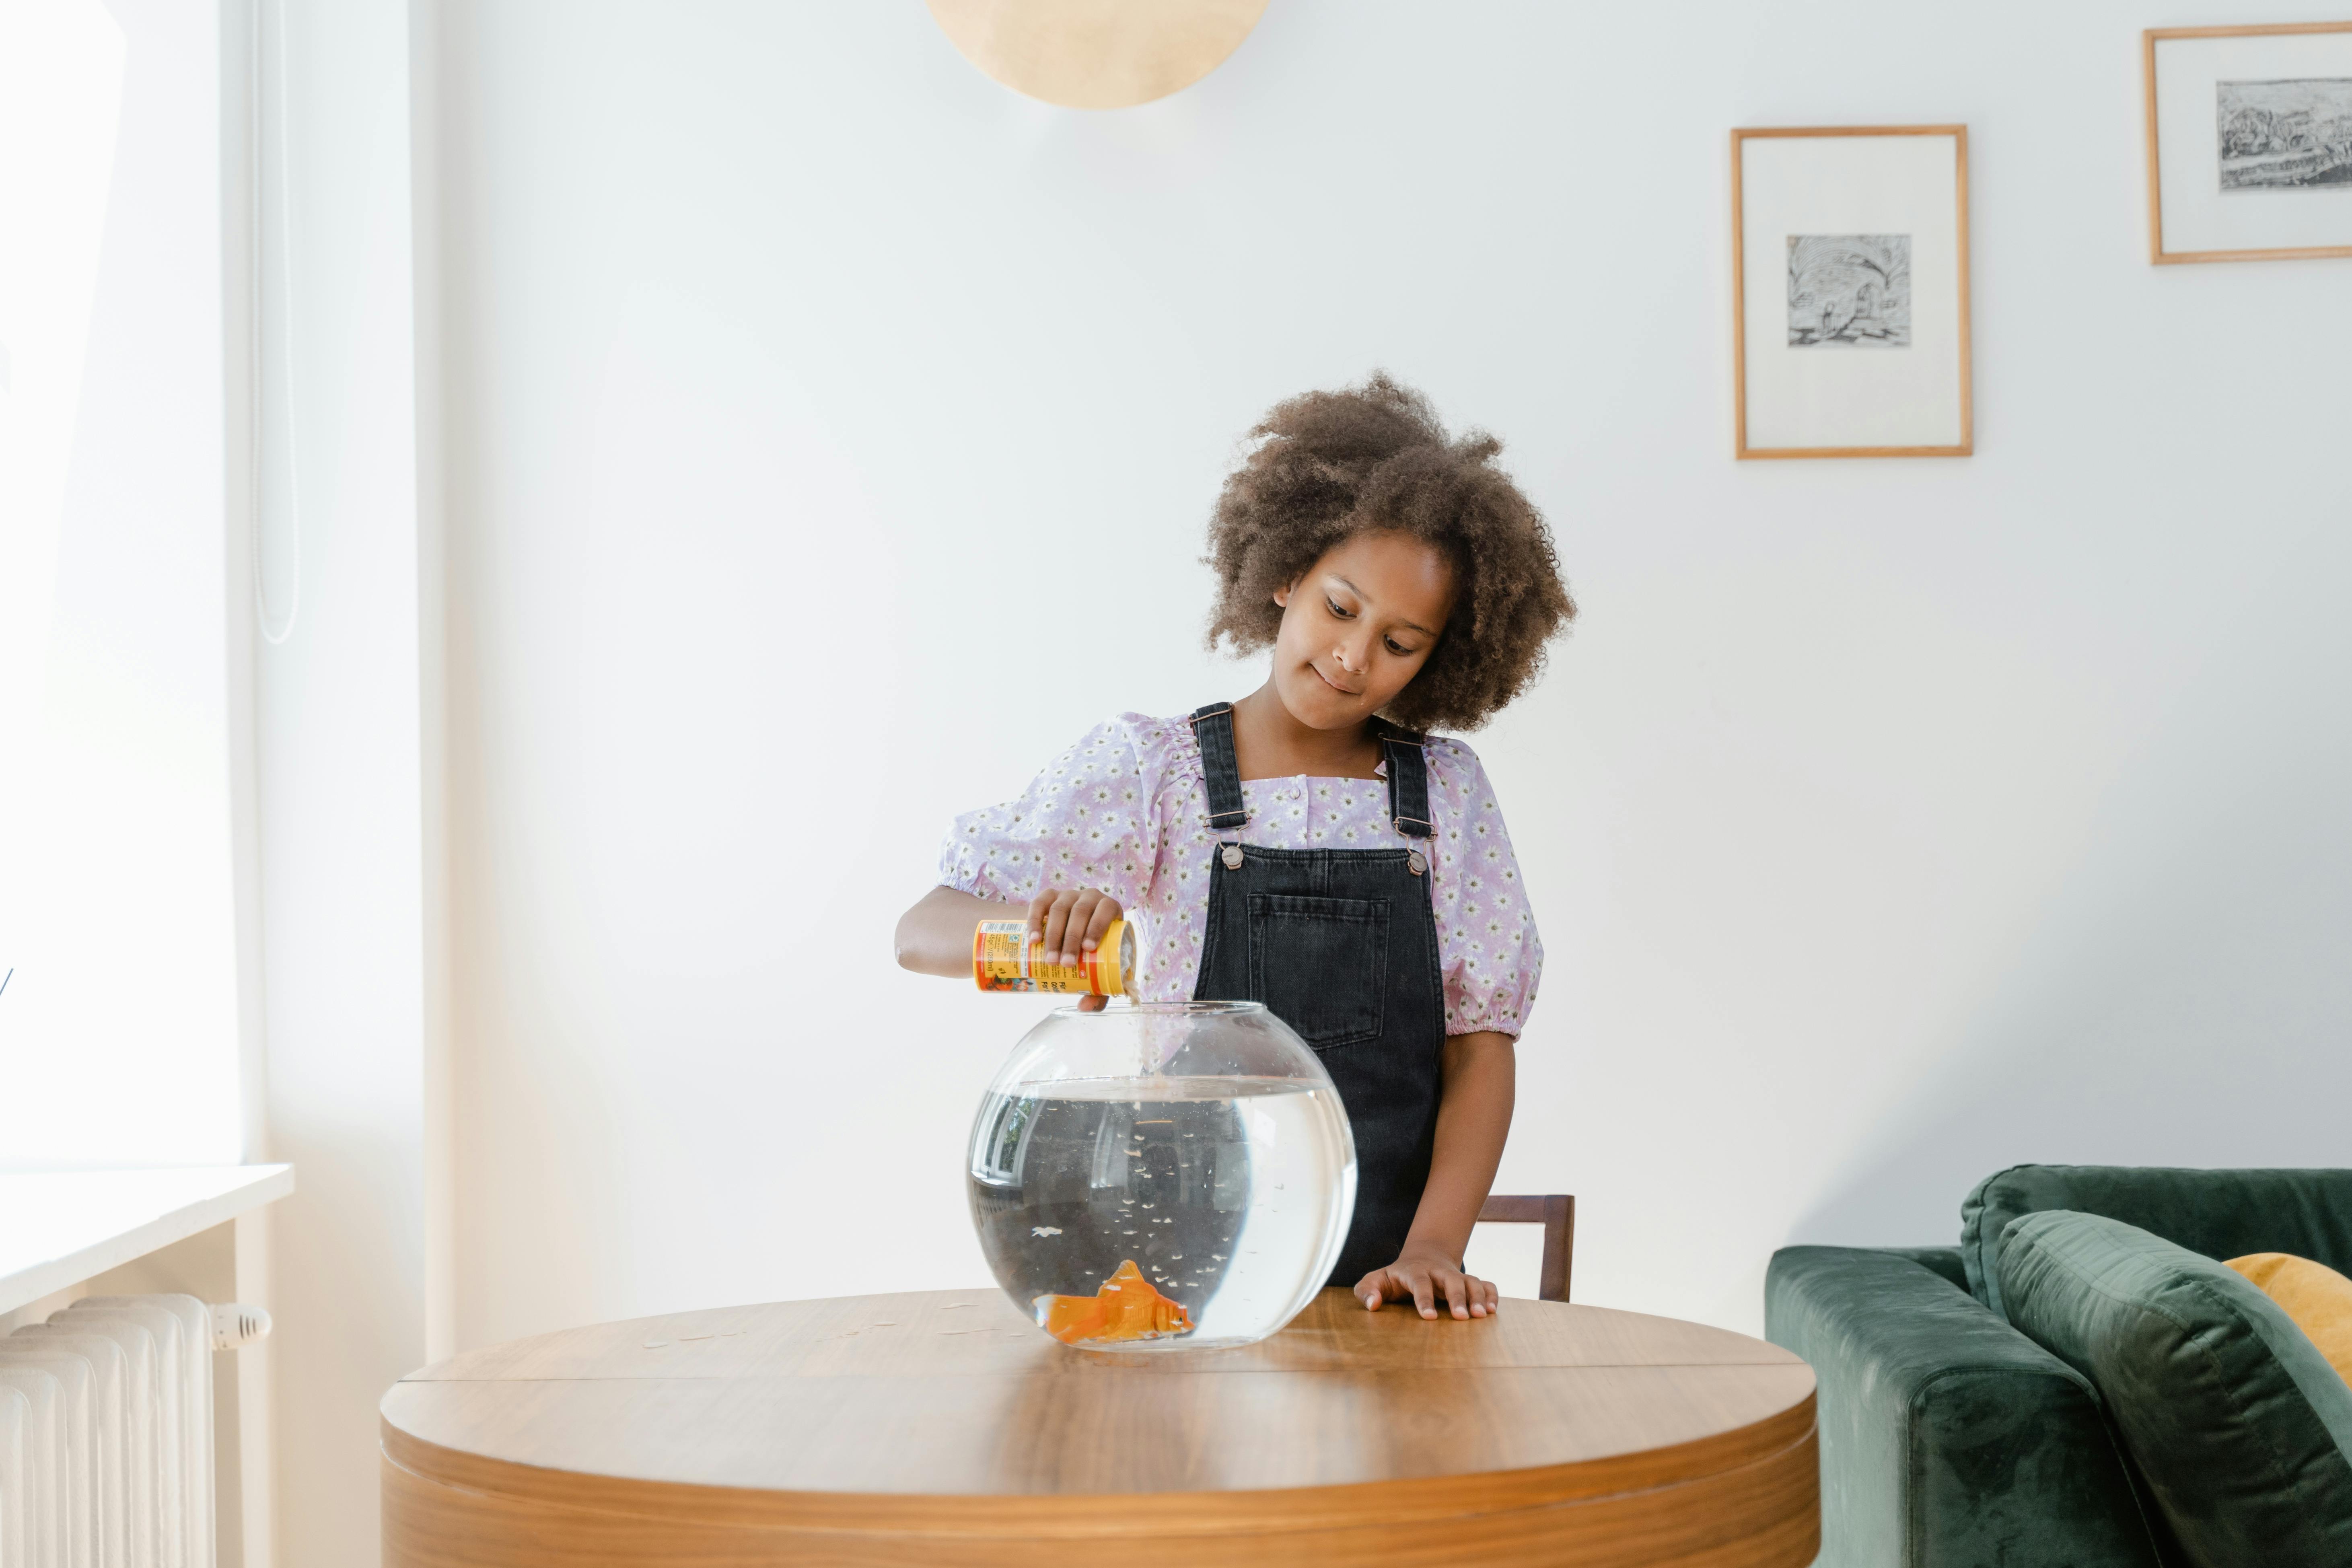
[1731, 126, 1973, 460]
[2144, 21, 2352, 264]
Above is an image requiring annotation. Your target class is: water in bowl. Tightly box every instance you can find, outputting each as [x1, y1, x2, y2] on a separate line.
[969, 1074, 1354, 1351]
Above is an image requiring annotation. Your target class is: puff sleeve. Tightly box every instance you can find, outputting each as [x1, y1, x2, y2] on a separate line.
[937, 716, 1163, 917]
[1424, 739, 1544, 1036]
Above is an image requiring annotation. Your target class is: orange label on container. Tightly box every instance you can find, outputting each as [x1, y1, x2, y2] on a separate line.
[973, 919, 1133, 996]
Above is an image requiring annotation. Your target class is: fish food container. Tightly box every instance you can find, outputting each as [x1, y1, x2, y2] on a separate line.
[967, 1001, 1357, 1352]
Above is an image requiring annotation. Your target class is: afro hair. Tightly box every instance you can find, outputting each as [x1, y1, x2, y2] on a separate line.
[1204, 372, 1574, 732]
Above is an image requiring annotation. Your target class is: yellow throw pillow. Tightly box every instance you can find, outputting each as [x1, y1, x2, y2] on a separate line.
[2226, 1252, 2352, 1386]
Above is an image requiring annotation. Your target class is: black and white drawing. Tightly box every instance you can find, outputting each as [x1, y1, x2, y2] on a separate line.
[2218, 78, 2352, 189]
[1786, 234, 1911, 348]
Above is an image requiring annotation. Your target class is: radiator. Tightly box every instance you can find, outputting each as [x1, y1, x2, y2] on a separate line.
[0, 1293, 270, 1568]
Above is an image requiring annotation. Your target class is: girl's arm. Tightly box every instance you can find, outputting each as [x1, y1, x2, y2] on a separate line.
[894, 886, 1020, 978]
[1355, 1030, 1517, 1319]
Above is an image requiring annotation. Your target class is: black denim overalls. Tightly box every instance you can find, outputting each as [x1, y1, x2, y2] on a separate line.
[1187, 700, 1445, 1286]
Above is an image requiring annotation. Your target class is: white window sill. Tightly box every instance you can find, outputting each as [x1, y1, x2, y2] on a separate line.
[0, 1164, 295, 1316]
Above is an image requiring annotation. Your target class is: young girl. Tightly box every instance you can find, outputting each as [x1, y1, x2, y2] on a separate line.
[896, 374, 1574, 1322]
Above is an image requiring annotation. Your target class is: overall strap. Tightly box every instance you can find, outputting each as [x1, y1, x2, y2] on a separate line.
[1187, 702, 1250, 832]
[1370, 718, 1433, 839]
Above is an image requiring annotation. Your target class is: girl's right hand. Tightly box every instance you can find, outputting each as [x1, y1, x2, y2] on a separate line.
[1028, 886, 1125, 1014]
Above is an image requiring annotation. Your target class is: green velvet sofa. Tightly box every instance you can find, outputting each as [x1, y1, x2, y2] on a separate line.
[1766, 1165, 2352, 1567]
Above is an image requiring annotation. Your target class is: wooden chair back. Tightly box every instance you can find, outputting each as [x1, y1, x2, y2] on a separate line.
[1475, 1193, 1575, 1302]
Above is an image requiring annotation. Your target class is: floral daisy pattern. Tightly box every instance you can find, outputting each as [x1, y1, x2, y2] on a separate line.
[938, 713, 1541, 1037]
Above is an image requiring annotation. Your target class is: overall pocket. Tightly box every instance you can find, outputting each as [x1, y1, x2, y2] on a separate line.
[1245, 893, 1391, 1050]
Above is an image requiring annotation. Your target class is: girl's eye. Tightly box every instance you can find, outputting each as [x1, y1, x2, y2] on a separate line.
[1325, 597, 1353, 619]
[1385, 638, 1414, 656]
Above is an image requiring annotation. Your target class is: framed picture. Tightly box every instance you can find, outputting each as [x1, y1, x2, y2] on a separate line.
[1731, 126, 1973, 460]
[2144, 21, 2352, 264]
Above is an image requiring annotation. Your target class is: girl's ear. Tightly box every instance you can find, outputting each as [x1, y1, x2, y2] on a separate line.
[1272, 578, 1295, 609]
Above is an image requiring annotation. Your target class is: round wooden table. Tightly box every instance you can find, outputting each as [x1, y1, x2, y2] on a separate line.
[380, 1287, 1818, 1566]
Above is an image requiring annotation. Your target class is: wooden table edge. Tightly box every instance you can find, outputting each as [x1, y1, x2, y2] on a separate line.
[380, 1387, 1816, 1539]
[402, 1290, 1813, 1384]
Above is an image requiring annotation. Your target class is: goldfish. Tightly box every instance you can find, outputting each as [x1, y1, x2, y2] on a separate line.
[1034, 1259, 1194, 1345]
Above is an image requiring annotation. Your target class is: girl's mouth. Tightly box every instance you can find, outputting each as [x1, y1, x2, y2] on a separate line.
[1310, 662, 1361, 698]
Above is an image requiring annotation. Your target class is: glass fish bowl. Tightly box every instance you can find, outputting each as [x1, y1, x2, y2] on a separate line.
[967, 1001, 1357, 1353]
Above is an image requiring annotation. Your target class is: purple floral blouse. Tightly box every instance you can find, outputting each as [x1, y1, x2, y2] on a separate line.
[938, 712, 1542, 1036]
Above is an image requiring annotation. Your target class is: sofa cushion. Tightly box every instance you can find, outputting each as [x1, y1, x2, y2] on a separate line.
[2000, 1209, 2352, 1568]
[1961, 1165, 2352, 1318]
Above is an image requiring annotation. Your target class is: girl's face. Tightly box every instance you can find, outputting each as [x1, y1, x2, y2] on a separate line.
[1270, 530, 1456, 732]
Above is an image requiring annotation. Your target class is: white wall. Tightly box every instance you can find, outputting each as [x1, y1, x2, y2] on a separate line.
[422, 0, 2352, 1364]
[0, 0, 243, 1168]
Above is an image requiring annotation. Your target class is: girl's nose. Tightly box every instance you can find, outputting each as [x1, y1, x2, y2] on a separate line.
[1333, 640, 1368, 675]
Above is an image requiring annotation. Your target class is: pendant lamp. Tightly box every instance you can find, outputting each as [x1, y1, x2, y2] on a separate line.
[926, 0, 1268, 110]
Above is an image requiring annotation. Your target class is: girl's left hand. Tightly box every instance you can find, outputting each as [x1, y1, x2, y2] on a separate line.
[1356, 1251, 1498, 1320]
